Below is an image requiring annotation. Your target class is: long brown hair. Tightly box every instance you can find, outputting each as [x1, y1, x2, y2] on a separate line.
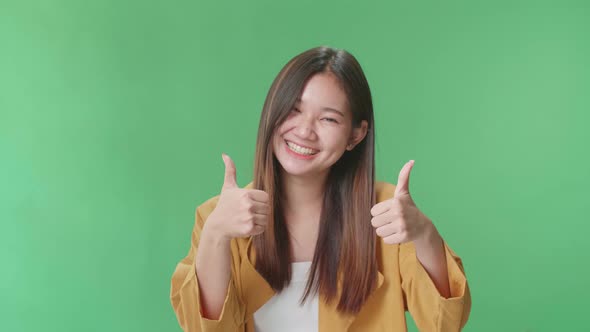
[252, 46, 377, 315]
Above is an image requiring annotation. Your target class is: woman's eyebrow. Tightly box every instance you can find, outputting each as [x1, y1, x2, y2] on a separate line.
[321, 107, 345, 117]
[295, 98, 345, 117]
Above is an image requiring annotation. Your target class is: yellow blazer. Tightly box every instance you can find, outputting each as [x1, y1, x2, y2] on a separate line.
[170, 181, 471, 331]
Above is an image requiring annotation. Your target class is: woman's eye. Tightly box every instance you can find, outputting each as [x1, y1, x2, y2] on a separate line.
[290, 108, 337, 123]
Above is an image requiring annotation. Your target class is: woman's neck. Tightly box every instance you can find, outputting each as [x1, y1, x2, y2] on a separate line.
[280, 170, 327, 223]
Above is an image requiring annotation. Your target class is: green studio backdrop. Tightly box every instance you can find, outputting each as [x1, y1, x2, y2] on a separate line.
[1, 0, 589, 331]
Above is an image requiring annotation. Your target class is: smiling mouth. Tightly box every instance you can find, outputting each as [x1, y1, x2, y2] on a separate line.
[285, 140, 319, 155]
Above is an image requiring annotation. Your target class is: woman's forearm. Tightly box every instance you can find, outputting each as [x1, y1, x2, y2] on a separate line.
[195, 225, 232, 320]
[414, 219, 451, 298]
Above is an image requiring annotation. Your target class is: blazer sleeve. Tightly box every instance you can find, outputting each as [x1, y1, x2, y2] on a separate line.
[399, 240, 472, 331]
[170, 203, 245, 332]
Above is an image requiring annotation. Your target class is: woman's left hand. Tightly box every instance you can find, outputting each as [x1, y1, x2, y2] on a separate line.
[370, 160, 434, 244]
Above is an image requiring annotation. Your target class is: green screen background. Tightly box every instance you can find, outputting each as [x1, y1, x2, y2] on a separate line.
[1, 0, 589, 331]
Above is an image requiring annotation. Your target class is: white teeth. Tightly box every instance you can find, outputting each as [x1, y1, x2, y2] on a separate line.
[286, 141, 318, 155]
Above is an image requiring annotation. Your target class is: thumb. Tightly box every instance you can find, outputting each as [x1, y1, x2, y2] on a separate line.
[394, 160, 414, 196]
[221, 153, 238, 190]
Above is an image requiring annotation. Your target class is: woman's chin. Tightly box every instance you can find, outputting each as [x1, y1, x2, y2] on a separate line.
[278, 162, 330, 179]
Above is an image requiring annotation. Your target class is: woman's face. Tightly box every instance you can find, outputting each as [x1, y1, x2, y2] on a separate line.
[272, 72, 366, 179]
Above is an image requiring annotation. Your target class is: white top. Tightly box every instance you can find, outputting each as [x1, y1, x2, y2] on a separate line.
[253, 261, 319, 332]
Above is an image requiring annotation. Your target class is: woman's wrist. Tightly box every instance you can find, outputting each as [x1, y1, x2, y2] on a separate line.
[202, 221, 232, 245]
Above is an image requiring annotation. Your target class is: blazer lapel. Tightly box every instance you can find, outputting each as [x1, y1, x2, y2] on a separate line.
[319, 270, 384, 331]
[241, 237, 276, 322]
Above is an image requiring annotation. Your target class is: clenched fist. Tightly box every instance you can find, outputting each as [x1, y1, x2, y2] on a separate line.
[204, 153, 270, 240]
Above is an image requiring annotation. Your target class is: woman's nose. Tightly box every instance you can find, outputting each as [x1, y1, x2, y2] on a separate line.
[295, 116, 315, 138]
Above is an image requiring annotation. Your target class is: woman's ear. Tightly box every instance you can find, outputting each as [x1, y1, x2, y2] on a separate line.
[347, 120, 368, 150]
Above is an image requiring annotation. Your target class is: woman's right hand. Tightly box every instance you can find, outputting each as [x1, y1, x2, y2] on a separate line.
[203, 153, 270, 240]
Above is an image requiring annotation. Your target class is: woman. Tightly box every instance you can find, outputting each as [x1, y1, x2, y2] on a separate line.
[170, 46, 471, 331]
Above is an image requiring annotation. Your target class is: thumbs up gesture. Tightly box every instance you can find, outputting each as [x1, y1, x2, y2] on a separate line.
[204, 154, 270, 240]
[370, 160, 433, 245]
